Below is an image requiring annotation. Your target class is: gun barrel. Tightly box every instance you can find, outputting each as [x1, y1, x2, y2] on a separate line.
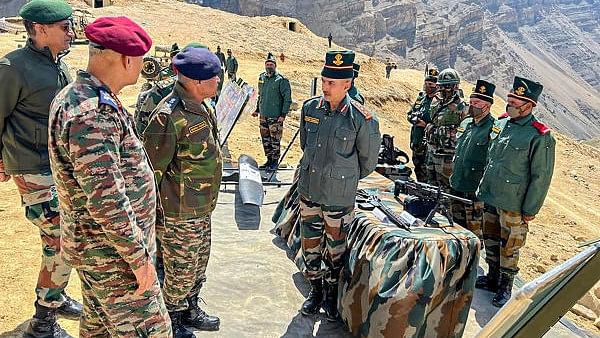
[394, 179, 473, 204]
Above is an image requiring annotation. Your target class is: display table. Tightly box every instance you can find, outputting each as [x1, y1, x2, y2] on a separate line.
[272, 172, 480, 338]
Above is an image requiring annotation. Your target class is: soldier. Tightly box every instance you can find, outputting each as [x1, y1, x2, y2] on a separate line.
[475, 76, 555, 307]
[449, 80, 496, 240]
[0, 1, 82, 336]
[48, 16, 172, 337]
[252, 52, 292, 170]
[214, 45, 226, 100]
[327, 32, 333, 48]
[424, 68, 467, 191]
[143, 47, 222, 336]
[298, 50, 381, 321]
[407, 67, 438, 182]
[385, 61, 393, 79]
[348, 63, 365, 104]
[214, 45, 226, 66]
[225, 48, 238, 81]
[135, 42, 208, 134]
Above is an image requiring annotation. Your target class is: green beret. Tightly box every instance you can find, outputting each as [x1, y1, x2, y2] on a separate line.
[184, 42, 208, 50]
[508, 76, 543, 106]
[19, 0, 73, 24]
[321, 50, 355, 79]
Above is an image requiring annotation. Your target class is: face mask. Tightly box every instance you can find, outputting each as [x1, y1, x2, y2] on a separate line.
[469, 105, 485, 118]
[506, 103, 526, 118]
[265, 66, 276, 75]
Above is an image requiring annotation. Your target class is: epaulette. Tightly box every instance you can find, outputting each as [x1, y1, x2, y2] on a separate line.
[498, 112, 509, 119]
[156, 77, 176, 90]
[532, 120, 551, 135]
[157, 95, 180, 115]
[98, 88, 121, 111]
[349, 98, 372, 120]
[302, 95, 322, 108]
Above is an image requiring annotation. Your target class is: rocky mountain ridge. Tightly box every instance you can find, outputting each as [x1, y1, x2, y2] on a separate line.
[196, 0, 600, 140]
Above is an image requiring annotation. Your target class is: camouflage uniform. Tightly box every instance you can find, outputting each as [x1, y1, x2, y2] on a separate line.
[424, 94, 467, 191]
[407, 91, 433, 182]
[142, 82, 223, 312]
[134, 76, 176, 134]
[48, 70, 171, 337]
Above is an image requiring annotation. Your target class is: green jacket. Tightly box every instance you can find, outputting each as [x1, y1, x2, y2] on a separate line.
[348, 84, 364, 104]
[257, 71, 292, 118]
[135, 76, 176, 134]
[0, 40, 71, 174]
[225, 56, 238, 74]
[425, 94, 467, 155]
[477, 113, 556, 216]
[450, 114, 495, 193]
[298, 95, 381, 207]
[143, 82, 223, 219]
[407, 91, 433, 150]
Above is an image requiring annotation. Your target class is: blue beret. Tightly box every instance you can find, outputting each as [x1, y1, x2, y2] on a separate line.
[19, 0, 73, 24]
[173, 47, 221, 81]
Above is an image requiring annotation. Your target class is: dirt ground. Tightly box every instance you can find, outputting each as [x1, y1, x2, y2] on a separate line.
[0, 0, 599, 335]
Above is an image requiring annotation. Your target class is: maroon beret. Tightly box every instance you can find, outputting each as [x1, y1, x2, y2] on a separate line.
[84, 16, 152, 57]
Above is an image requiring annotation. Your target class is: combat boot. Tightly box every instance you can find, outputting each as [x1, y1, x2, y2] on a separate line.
[24, 302, 73, 338]
[168, 311, 195, 338]
[259, 159, 272, 170]
[322, 281, 340, 322]
[182, 295, 220, 331]
[475, 264, 500, 292]
[300, 279, 323, 316]
[492, 270, 516, 307]
[56, 293, 82, 320]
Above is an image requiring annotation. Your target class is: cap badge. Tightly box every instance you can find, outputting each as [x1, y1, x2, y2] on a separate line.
[479, 85, 486, 93]
[515, 86, 526, 96]
[333, 54, 344, 66]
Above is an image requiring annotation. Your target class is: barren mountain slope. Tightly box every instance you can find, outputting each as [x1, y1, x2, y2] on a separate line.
[0, 0, 599, 334]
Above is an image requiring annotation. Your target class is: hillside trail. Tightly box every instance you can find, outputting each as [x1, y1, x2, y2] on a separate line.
[0, 0, 599, 334]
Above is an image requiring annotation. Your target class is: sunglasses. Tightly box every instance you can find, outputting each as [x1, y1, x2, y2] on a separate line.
[38, 20, 73, 33]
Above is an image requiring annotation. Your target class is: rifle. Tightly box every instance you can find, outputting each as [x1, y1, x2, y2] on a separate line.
[356, 189, 412, 230]
[394, 178, 472, 226]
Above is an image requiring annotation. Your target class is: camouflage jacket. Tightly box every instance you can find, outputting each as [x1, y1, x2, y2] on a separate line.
[425, 93, 467, 155]
[477, 113, 556, 216]
[135, 76, 176, 134]
[298, 95, 381, 207]
[450, 114, 495, 193]
[143, 82, 223, 219]
[0, 39, 71, 174]
[406, 91, 433, 150]
[48, 71, 157, 271]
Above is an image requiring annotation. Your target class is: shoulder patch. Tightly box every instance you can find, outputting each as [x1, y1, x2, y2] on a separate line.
[498, 112, 509, 119]
[532, 120, 551, 135]
[98, 88, 121, 111]
[189, 120, 208, 134]
[350, 98, 372, 120]
[304, 116, 320, 124]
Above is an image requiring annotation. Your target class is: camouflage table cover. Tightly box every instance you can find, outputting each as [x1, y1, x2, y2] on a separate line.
[272, 172, 480, 338]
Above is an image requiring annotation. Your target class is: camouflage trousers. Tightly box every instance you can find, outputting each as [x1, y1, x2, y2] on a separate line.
[13, 173, 71, 308]
[77, 265, 172, 337]
[426, 152, 453, 192]
[482, 205, 529, 273]
[259, 116, 283, 164]
[299, 196, 354, 283]
[411, 144, 428, 183]
[158, 214, 212, 311]
[450, 190, 483, 240]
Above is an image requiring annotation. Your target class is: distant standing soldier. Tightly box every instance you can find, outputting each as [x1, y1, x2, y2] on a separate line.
[48, 16, 172, 337]
[215, 45, 226, 100]
[476, 76, 555, 307]
[143, 47, 222, 336]
[348, 63, 365, 104]
[424, 68, 467, 191]
[215, 45, 226, 66]
[327, 32, 333, 48]
[135, 42, 208, 134]
[407, 67, 438, 182]
[385, 61, 396, 79]
[0, 1, 82, 336]
[450, 80, 496, 239]
[298, 50, 381, 321]
[252, 52, 292, 170]
[225, 48, 238, 80]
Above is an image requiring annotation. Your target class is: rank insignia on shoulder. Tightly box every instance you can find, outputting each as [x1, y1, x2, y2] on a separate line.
[457, 127, 465, 133]
[532, 121, 551, 134]
[492, 126, 501, 134]
[304, 116, 320, 124]
[189, 121, 208, 134]
[98, 88, 120, 111]
[350, 99, 372, 120]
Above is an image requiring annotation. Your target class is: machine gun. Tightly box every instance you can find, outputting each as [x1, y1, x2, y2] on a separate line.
[394, 179, 472, 226]
[356, 189, 411, 230]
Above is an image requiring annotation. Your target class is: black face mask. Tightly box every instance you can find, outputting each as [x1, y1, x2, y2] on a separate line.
[469, 105, 486, 118]
[506, 103, 527, 118]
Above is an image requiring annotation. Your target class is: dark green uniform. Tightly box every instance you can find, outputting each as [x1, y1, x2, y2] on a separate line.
[407, 91, 433, 182]
[450, 114, 495, 238]
[257, 71, 292, 165]
[348, 84, 364, 104]
[135, 76, 176, 134]
[225, 55, 238, 80]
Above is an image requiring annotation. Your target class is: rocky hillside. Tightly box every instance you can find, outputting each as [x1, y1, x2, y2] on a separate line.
[0, 0, 27, 17]
[197, 0, 600, 141]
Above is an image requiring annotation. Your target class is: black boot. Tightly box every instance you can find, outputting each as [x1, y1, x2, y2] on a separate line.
[475, 264, 500, 292]
[24, 302, 73, 338]
[300, 279, 323, 316]
[322, 281, 340, 322]
[56, 293, 82, 320]
[182, 295, 220, 331]
[168, 311, 195, 338]
[492, 270, 515, 307]
[259, 159, 272, 170]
